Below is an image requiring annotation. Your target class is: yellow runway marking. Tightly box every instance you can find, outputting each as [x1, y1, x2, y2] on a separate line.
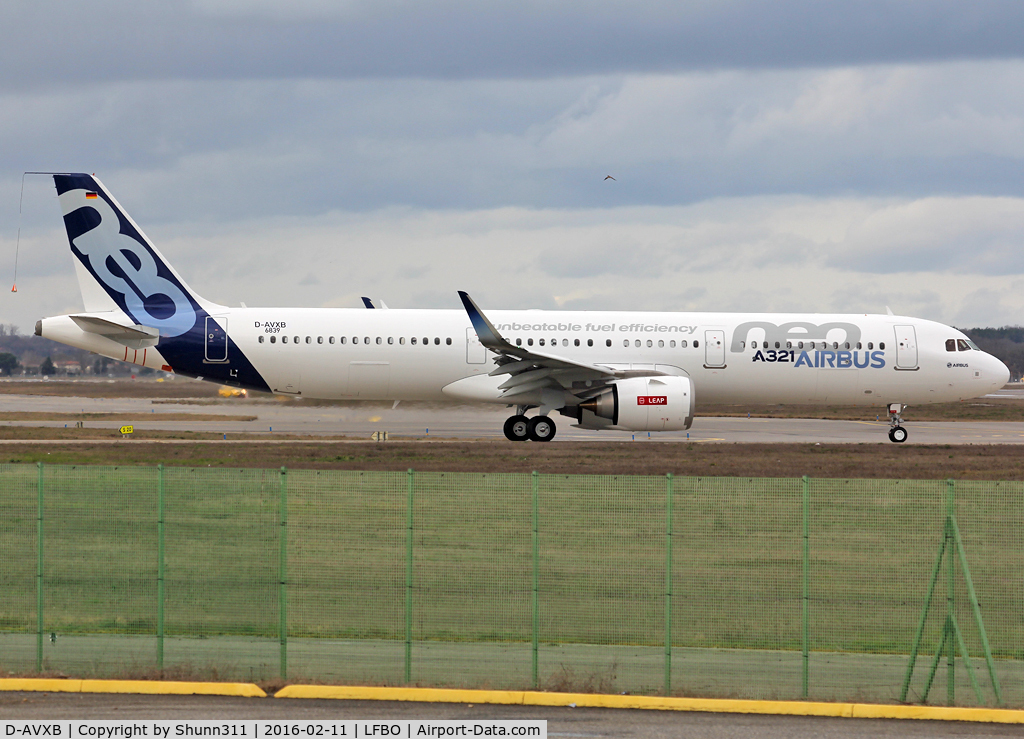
[274, 685, 1024, 724]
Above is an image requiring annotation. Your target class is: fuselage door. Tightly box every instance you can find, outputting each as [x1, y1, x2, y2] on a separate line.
[466, 327, 486, 364]
[894, 325, 918, 369]
[205, 316, 228, 362]
[704, 329, 726, 368]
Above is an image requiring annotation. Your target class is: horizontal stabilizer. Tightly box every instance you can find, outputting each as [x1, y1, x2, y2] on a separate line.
[69, 313, 160, 349]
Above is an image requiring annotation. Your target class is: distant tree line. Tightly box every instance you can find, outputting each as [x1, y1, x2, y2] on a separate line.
[0, 323, 138, 377]
[961, 327, 1024, 381]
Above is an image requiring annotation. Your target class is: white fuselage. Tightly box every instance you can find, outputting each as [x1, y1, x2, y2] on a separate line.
[42, 307, 1005, 408]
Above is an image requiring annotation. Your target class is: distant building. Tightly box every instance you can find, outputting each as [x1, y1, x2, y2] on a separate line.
[53, 360, 82, 375]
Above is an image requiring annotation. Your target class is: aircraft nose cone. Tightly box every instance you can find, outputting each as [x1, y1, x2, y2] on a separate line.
[989, 354, 1010, 388]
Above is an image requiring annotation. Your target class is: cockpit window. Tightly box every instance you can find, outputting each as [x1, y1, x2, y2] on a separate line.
[957, 339, 971, 351]
[945, 339, 956, 352]
[966, 339, 980, 351]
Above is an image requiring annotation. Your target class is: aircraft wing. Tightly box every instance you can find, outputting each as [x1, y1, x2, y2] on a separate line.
[459, 291, 663, 400]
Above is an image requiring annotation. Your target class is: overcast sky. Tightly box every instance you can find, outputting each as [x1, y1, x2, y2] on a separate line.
[3, 0, 1024, 331]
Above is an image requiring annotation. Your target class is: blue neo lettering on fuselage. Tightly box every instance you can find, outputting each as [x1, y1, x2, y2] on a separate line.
[753, 350, 885, 368]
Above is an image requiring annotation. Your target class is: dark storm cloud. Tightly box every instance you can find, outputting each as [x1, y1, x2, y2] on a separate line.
[3, 1, 1024, 90]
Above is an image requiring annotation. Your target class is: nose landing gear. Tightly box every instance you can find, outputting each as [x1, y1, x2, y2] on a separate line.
[502, 412, 557, 442]
[887, 403, 907, 443]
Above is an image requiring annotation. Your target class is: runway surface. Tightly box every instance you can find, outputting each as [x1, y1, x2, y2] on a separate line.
[3, 394, 1024, 444]
[1, 694, 1021, 738]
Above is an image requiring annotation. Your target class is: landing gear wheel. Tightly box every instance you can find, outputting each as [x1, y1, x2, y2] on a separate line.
[889, 426, 908, 443]
[503, 415, 530, 442]
[527, 415, 557, 442]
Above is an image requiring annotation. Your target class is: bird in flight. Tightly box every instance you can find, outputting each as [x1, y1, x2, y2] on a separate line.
[604, 175, 616, 181]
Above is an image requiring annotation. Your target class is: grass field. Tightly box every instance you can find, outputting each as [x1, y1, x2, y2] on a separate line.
[1, 440, 1024, 479]
[2, 633, 1019, 704]
[0, 465, 1020, 705]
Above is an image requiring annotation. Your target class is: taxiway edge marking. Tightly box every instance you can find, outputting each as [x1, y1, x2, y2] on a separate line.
[0, 678, 266, 697]
[274, 685, 1023, 724]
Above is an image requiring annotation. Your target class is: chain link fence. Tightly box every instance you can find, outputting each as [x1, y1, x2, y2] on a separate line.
[0, 464, 1020, 706]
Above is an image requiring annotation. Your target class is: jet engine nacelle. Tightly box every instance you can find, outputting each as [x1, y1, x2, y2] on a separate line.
[578, 376, 694, 431]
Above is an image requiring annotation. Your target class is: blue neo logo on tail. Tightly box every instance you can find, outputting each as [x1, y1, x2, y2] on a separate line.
[58, 177, 197, 337]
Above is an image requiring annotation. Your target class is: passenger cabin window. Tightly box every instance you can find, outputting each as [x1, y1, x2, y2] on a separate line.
[259, 335, 264, 343]
[282, 336, 288, 344]
[539, 339, 545, 346]
[389, 337, 394, 345]
[434, 337, 440, 345]
[605, 339, 612, 347]
[635, 340, 641, 347]
[587, 339, 593, 347]
[446, 337, 452, 345]
[681, 340, 687, 348]
[957, 339, 971, 351]
[294, 336, 300, 344]
[317, 336, 323, 344]
[574, 339, 580, 347]
[528, 338, 533, 346]
[670, 340, 676, 348]
[399, 337, 405, 345]
[516, 338, 522, 346]
[946, 339, 957, 352]
[329, 336, 335, 344]
[306, 336, 312, 344]
[376, 337, 382, 345]
[422, 337, 428, 345]
[623, 340, 629, 347]
[270, 335, 276, 344]
[411, 337, 417, 345]
[879, 342, 885, 350]
[867, 342, 873, 350]
[693, 340, 699, 348]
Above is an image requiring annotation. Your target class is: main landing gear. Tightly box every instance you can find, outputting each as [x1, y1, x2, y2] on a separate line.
[887, 403, 908, 443]
[503, 412, 557, 442]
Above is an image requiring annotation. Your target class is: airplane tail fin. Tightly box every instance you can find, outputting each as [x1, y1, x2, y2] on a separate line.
[52, 173, 218, 338]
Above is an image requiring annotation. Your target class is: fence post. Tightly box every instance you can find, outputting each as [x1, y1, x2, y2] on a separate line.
[279, 467, 288, 681]
[157, 464, 165, 672]
[665, 473, 674, 697]
[531, 470, 539, 690]
[946, 479, 955, 706]
[802, 475, 809, 699]
[35, 462, 43, 673]
[405, 468, 414, 684]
